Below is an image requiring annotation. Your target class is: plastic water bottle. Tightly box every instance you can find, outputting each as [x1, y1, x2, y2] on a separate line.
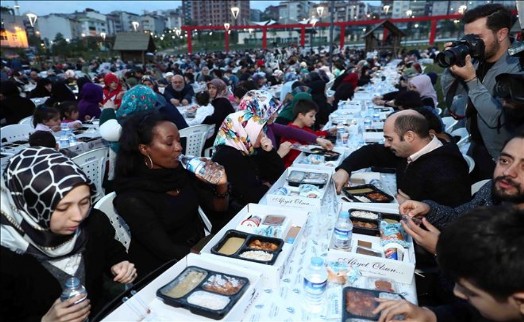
[59, 124, 70, 149]
[333, 211, 353, 250]
[303, 257, 328, 307]
[60, 277, 88, 304]
[178, 154, 224, 184]
[68, 130, 78, 146]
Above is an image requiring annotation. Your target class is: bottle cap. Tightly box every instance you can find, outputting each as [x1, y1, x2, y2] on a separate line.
[65, 277, 80, 288]
[339, 211, 349, 219]
[311, 256, 324, 267]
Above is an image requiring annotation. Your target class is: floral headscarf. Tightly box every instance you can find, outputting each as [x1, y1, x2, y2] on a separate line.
[1, 147, 95, 259]
[116, 85, 157, 119]
[237, 90, 281, 121]
[214, 110, 267, 156]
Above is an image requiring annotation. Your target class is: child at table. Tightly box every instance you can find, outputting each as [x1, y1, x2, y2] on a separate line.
[28, 130, 58, 150]
[56, 100, 82, 129]
[280, 99, 330, 168]
[187, 91, 215, 126]
[32, 106, 61, 132]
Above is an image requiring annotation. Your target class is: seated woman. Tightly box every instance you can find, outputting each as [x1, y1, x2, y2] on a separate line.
[212, 90, 285, 211]
[113, 111, 229, 280]
[202, 79, 235, 149]
[1, 147, 136, 321]
[408, 74, 438, 108]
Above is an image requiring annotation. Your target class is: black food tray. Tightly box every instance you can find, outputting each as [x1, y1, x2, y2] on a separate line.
[343, 286, 404, 321]
[211, 229, 284, 265]
[287, 170, 329, 188]
[304, 148, 340, 161]
[157, 266, 249, 320]
[342, 184, 394, 203]
[350, 217, 379, 236]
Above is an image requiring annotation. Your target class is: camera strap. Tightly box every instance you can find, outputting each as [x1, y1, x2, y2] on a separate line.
[445, 79, 466, 120]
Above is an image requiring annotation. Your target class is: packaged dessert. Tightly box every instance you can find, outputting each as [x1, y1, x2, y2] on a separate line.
[287, 170, 329, 188]
[367, 277, 397, 293]
[379, 220, 409, 248]
[342, 286, 404, 321]
[211, 229, 284, 265]
[343, 184, 394, 203]
[157, 266, 249, 320]
[254, 215, 290, 239]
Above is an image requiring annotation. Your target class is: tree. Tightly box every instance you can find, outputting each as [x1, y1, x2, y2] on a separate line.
[51, 32, 71, 58]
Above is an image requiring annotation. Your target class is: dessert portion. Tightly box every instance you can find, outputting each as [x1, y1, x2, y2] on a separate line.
[352, 220, 378, 229]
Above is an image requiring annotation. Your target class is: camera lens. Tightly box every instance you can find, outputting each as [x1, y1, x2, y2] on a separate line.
[494, 81, 511, 99]
[436, 51, 456, 68]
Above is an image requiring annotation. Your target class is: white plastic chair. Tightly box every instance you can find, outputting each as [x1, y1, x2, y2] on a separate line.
[179, 124, 214, 157]
[18, 116, 34, 128]
[94, 192, 131, 251]
[451, 127, 471, 147]
[441, 116, 458, 133]
[325, 78, 335, 98]
[462, 154, 475, 174]
[72, 147, 108, 202]
[1, 124, 34, 143]
[471, 179, 490, 196]
[198, 206, 212, 236]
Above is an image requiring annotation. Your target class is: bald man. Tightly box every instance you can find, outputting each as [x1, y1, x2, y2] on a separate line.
[163, 74, 195, 107]
[333, 109, 471, 207]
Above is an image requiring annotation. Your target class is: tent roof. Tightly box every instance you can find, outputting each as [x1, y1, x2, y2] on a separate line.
[362, 19, 406, 38]
[113, 32, 156, 52]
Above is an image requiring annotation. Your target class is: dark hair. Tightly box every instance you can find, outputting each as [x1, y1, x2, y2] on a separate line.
[413, 107, 444, 133]
[395, 90, 424, 109]
[291, 81, 307, 90]
[334, 82, 355, 108]
[293, 99, 319, 120]
[115, 110, 172, 177]
[29, 130, 57, 148]
[393, 112, 430, 139]
[57, 101, 79, 120]
[501, 130, 524, 151]
[233, 86, 249, 100]
[32, 106, 60, 127]
[195, 91, 210, 106]
[437, 206, 524, 300]
[462, 4, 512, 32]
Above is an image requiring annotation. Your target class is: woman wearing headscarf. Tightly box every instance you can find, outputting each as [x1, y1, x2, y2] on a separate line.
[305, 71, 332, 128]
[102, 73, 125, 109]
[113, 111, 229, 280]
[202, 78, 235, 149]
[0, 80, 35, 124]
[78, 83, 103, 121]
[408, 74, 438, 108]
[29, 78, 52, 98]
[1, 147, 136, 321]
[212, 90, 285, 211]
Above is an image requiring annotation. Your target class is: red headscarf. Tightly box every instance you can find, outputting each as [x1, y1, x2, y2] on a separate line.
[342, 72, 359, 89]
[102, 73, 124, 108]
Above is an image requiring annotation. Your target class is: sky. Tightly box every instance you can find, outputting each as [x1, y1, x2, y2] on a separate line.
[3, 0, 380, 16]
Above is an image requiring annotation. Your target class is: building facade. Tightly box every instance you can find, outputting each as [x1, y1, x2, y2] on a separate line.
[182, 0, 250, 26]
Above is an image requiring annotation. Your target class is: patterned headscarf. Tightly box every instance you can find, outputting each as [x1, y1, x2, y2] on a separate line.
[116, 85, 157, 119]
[237, 90, 281, 121]
[207, 78, 227, 99]
[1, 147, 95, 259]
[214, 110, 268, 156]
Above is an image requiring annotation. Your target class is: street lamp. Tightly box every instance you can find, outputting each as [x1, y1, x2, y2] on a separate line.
[383, 5, 390, 16]
[406, 9, 413, 18]
[26, 13, 37, 27]
[100, 32, 106, 40]
[224, 22, 230, 32]
[231, 6, 240, 20]
[175, 28, 181, 37]
[132, 21, 139, 32]
[458, 5, 467, 14]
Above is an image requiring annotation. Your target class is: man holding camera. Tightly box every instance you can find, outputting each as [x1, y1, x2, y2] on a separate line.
[440, 4, 521, 181]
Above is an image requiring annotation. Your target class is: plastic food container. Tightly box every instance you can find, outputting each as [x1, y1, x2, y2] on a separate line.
[157, 266, 249, 320]
[342, 286, 404, 321]
[287, 170, 329, 188]
[211, 229, 284, 265]
[342, 184, 394, 203]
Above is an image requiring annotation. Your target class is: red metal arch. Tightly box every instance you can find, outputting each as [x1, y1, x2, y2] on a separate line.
[181, 14, 464, 54]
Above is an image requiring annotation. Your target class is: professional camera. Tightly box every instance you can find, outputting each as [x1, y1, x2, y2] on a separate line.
[436, 34, 485, 68]
[494, 73, 524, 103]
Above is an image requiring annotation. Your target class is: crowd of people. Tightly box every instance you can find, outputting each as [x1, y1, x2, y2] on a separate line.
[1, 3, 523, 322]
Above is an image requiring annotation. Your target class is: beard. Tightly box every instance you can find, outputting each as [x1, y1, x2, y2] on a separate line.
[484, 38, 501, 61]
[492, 175, 524, 204]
